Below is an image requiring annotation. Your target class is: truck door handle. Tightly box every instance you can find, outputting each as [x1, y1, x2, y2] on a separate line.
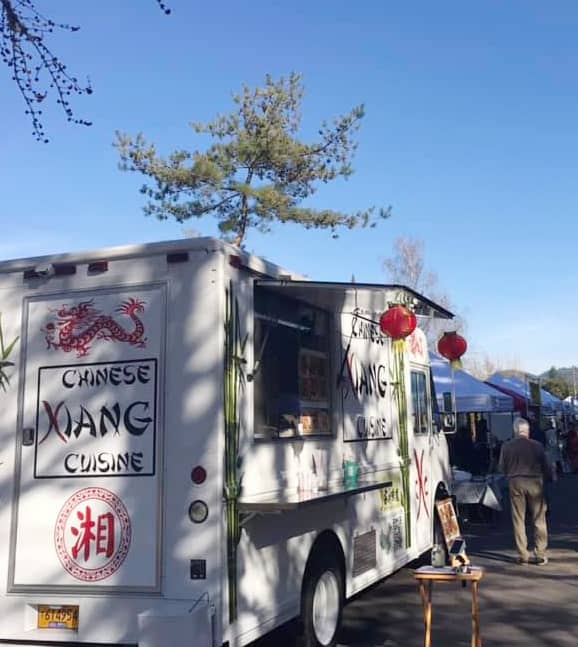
[22, 428, 35, 446]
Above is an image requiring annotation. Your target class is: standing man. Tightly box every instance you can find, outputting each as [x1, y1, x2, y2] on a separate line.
[499, 417, 550, 565]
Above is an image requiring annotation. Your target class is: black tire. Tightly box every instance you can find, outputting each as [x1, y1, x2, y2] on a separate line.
[301, 553, 344, 647]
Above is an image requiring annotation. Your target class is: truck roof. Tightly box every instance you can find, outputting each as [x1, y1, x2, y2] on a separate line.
[0, 237, 453, 318]
[0, 236, 303, 280]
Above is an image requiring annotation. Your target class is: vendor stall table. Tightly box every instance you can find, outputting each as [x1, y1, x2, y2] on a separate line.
[414, 565, 484, 647]
[452, 475, 504, 512]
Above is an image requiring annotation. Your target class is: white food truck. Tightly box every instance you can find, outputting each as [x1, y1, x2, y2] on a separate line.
[0, 237, 455, 647]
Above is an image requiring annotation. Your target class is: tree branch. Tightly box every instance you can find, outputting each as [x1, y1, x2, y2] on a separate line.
[1, 0, 91, 141]
[1, 0, 171, 141]
[234, 169, 253, 247]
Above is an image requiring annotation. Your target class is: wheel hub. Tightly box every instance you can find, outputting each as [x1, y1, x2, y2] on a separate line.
[312, 570, 340, 645]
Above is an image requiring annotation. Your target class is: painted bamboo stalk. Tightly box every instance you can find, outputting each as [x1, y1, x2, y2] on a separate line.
[0, 313, 19, 392]
[392, 338, 411, 548]
[224, 283, 244, 623]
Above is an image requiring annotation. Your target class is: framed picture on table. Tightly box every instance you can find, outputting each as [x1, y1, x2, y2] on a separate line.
[435, 498, 461, 549]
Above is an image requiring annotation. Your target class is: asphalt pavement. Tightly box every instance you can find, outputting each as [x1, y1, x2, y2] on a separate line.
[253, 473, 578, 646]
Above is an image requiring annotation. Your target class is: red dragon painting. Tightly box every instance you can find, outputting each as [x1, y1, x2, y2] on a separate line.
[43, 298, 147, 358]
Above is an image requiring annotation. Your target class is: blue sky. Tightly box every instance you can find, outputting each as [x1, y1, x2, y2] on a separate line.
[2, 1, 577, 374]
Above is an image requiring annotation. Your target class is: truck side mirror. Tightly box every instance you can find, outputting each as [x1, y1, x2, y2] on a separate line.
[442, 413, 456, 434]
[439, 391, 456, 434]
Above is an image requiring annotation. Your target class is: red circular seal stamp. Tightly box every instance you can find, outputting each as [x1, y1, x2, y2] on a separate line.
[55, 487, 131, 582]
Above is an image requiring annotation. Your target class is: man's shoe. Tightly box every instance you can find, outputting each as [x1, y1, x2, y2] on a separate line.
[516, 557, 529, 565]
[534, 556, 548, 566]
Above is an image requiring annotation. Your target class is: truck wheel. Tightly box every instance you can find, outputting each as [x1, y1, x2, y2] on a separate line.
[301, 554, 343, 647]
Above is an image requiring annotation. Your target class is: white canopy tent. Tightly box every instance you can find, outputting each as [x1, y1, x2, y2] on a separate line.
[431, 357, 513, 513]
[563, 396, 578, 418]
[540, 388, 564, 414]
[430, 354, 514, 413]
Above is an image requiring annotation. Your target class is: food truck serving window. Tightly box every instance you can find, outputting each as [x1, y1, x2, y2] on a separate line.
[254, 288, 331, 439]
[411, 370, 430, 434]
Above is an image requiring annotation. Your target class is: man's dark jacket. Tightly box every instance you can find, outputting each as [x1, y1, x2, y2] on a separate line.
[498, 436, 549, 480]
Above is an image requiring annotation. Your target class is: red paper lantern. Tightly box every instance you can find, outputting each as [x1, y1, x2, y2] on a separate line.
[437, 332, 467, 364]
[379, 305, 417, 340]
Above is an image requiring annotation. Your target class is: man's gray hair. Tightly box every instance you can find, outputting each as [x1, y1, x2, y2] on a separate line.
[513, 417, 530, 437]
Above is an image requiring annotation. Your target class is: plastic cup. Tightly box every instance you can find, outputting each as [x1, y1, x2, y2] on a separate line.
[343, 460, 359, 488]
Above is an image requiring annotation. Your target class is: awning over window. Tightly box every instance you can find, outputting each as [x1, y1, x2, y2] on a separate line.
[255, 280, 454, 320]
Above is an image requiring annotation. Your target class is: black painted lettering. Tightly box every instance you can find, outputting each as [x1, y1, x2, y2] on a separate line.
[58, 362, 153, 389]
[137, 364, 150, 384]
[63, 451, 147, 474]
[64, 453, 78, 473]
[62, 370, 76, 388]
[72, 405, 97, 438]
[378, 365, 388, 397]
[131, 452, 144, 472]
[354, 416, 390, 440]
[77, 369, 93, 387]
[80, 453, 95, 473]
[109, 367, 121, 386]
[367, 364, 377, 396]
[370, 416, 377, 437]
[358, 367, 368, 397]
[95, 368, 109, 386]
[97, 453, 112, 472]
[99, 403, 121, 436]
[116, 453, 130, 471]
[124, 401, 152, 436]
[350, 314, 385, 345]
[123, 365, 136, 385]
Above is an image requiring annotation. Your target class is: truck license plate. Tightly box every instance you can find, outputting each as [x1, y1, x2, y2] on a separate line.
[37, 605, 79, 630]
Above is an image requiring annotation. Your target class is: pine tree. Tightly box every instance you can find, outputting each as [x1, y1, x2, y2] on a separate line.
[115, 73, 390, 247]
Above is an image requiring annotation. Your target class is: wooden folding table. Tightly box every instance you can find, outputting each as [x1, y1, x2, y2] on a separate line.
[414, 565, 484, 647]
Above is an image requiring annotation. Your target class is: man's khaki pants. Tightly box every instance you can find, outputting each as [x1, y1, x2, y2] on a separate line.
[508, 476, 548, 561]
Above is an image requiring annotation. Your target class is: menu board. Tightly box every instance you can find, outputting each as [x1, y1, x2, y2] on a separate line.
[435, 498, 461, 549]
[298, 349, 330, 435]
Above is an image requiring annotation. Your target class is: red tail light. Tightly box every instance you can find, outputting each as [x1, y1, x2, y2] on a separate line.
[191, 465, 207, 485]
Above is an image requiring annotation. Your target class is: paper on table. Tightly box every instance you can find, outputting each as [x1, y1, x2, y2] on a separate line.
[415, 566, 456, 574]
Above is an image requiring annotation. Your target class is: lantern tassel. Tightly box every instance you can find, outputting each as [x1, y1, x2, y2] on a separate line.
[450, 359, 463, 370]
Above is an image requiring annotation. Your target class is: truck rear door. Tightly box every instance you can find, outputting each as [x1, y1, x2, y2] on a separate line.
[10, 284, 165, 592]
